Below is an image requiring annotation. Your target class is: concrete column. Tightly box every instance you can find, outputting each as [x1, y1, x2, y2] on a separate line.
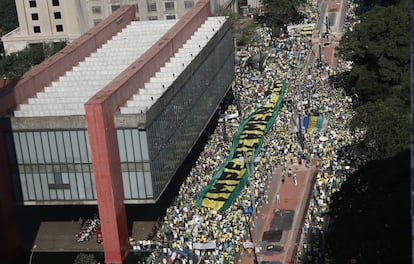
[85, 104, 129, 264]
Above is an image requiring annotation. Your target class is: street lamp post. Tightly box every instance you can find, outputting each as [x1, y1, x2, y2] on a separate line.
[296, 102, 305, 150]
[29, 245, 37, 264]
[242, 149, 262, 264]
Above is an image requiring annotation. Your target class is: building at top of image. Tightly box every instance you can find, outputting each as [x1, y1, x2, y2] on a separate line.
[0, 0, 234, 263]
[2, 0, 239, 54]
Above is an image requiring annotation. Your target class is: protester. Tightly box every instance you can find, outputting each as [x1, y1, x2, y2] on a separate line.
[138, 2, 362, 263]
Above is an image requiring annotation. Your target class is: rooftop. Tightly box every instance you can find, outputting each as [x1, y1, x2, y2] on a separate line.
[14, 16, 226, 118]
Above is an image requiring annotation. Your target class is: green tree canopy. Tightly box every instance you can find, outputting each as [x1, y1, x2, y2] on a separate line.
[326, 0, 411, 262]
[350, 96, 410, 161]
[259, 0, 306, 34]
[73, 253, 97, 264]
[337, 0, 410, 104]
[0, 0, 17, 35]
[327, 150, 410, 263]
[0, 41, 67, 80]
[354, 0, 402, 14]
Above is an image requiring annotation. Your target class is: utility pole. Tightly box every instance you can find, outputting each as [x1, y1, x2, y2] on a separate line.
[243, 149, 261, 264]
[297, 103, 304, 150]
[318, 44, 322, 62]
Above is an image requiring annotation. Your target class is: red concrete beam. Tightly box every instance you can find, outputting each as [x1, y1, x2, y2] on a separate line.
[84, 103, 129, 263]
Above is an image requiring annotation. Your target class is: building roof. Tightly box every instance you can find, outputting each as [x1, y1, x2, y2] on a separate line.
[14, 16, 226, 117]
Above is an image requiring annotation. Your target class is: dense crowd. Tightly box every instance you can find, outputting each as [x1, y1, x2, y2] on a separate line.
[297, 1, 362, 263]
[138, 0, 362, 263]
[75, 215, 101, 243]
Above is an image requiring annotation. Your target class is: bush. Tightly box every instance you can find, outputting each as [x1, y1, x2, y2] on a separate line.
[73, 253, 97, 264]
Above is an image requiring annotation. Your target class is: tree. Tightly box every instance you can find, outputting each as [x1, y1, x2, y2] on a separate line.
[337, 0, 410, 104]
[0, 0, 17, 35]
[336, 0, 410, 162]
[327, 150, 410, 263]
[73, 253, 97, 264]
[326, 1, 411, 262]
[350, 96, 410, 161]
[0, 41, 67, 80]
[259, 0, 306, 35]
[354, 0, 402, 14]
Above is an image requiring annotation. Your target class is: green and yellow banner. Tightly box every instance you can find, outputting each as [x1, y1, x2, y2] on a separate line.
[196, 80, 286, 211]
[301, 26, 314, 36]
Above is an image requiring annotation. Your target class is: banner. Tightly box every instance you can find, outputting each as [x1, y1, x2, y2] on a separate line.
[303, 116, 328, 132]
[193, 241, 217, 250]
[196, 80, 286, 211]
[301, 26, 314, 36]
[243, 241, 254, 249]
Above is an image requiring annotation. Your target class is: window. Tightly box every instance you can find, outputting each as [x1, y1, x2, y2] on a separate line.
[148, 16, 158, 20]
[54, 12, 61, 19]
[54, 173, 63, 185]
[111, 5, 120, 12]
[164, 2, 175, 11]
[166, 15, 176, 20]
[56, 24, 63, 32]
[31, 13, 39, 20]
[134, 3, 139, 13]
[33, 26, 41, 33]
[92, 6, 102, 14]
[184, 0, 194, 8]
[49, 173, 70, 189]
[29, 0, 37, 7]
[52, 0, 60, 6]
[147, 3, 156, 12]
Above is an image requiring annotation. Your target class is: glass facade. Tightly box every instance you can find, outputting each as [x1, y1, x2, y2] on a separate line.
[6, 128, 153, 203]
[147, 29, 234, 198]
[7, 130, 95, 202]
[116, 129, 153, 200]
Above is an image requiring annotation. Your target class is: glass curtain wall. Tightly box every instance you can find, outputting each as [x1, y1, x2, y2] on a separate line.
[6, 128, 152, 203]
[7, 130, 95, 202]
[147, 29, 234, 198]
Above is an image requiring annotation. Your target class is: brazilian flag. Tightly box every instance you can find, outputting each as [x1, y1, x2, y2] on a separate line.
[303, 116, 324, 132]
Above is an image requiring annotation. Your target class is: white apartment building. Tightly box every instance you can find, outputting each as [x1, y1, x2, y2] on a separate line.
[2, 0, 89, 54]
[2, 0, 229, 54]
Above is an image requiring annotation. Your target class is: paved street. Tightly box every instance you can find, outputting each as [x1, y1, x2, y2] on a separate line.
[238, 161, 317, 264]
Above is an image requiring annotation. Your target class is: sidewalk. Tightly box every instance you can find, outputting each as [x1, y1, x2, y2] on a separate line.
[317, 0, 347, 68]
[238, 162, 317, 264]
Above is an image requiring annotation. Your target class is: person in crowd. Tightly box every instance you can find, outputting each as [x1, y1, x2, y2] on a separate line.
[133, 2, 361, 263]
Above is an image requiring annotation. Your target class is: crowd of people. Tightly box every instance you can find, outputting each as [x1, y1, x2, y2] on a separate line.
[136, 0, 363, 263]
[297, 1, 362, 263]
[75, 215, 101, 243]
